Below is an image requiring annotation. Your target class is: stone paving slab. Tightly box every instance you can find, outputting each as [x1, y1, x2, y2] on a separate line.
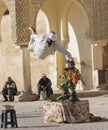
[0, 95, 108, 130]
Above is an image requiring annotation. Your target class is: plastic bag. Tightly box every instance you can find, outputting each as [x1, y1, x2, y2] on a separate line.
[40, 91, 47, 100]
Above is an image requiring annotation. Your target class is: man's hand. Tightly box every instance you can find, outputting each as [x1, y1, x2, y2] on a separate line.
[66, 58, 75, 67]
[42, 86, 47, 91]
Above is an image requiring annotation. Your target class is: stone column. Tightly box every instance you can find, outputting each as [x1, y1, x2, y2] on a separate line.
[19, 45, 38, 101]
[20, 46, 32, 94]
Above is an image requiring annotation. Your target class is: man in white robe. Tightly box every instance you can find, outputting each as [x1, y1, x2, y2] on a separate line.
[28, 28, 73, 60]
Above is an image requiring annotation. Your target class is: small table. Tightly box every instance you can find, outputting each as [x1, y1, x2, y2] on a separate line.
[43, 100, 90, 123]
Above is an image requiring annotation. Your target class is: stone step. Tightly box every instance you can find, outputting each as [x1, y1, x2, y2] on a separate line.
[0, 90, 108, 101]
[49, 90, 108, 100]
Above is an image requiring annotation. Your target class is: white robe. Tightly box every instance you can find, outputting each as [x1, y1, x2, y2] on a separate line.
[28, 33, 73, 60]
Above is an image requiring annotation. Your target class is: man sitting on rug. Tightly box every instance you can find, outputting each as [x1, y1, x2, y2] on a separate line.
[28, 26, 74, 61]
[37, 74, 53, 99]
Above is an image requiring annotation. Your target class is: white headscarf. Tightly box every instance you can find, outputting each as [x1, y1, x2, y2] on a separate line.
[48, 32, 57, 41]
[42, 74, 47, 77]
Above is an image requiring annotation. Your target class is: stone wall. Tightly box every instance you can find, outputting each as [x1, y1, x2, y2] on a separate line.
[0, 15, 56, 93]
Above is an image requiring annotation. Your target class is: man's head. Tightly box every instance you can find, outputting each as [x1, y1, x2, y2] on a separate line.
[47, 31, 57, 44]
[48, 31, 57, 41]
[42, 74, 47, 80]
[8, 77, 12, 81]
[7, 77, 12, 84]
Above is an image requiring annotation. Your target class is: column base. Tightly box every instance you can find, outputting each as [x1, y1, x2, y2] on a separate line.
[18, 93, 39, 101]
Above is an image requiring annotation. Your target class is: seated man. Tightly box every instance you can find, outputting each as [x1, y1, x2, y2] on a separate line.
[28, 26, 74, 61]
[37, 74, 53, 99]
[2, 77, 18, 102]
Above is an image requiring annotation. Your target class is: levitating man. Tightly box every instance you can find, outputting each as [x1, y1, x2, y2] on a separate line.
[28, 26, 74, 60]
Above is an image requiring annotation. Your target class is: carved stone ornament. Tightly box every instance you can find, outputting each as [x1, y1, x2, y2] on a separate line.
[78, 0, 108, 41]
[2, 0, 108, 44]
[31, 0, 46, 8]
[2, 0, 46, 46]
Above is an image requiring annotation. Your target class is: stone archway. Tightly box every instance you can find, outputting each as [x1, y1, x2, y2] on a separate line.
[0, 0, 46, 101]
[39, 0, 93, 90]
[0, 1, 24, 93]
[33, 9, 57, 91]
[60, 0, 92, 90]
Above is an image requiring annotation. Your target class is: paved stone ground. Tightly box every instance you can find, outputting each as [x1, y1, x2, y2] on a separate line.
[0, 94, 108, 130]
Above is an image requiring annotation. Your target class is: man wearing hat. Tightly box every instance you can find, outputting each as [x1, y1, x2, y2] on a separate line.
[28, 27, 74, 60]
[37, 74, 53, 99]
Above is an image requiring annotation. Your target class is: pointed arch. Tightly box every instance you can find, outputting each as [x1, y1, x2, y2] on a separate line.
[0, 0, 8, 42]
[36, 9, 50, 34]
[60, 0, 91, 90]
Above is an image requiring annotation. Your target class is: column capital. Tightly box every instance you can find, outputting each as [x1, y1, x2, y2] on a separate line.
[93, 40, 108, 47]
